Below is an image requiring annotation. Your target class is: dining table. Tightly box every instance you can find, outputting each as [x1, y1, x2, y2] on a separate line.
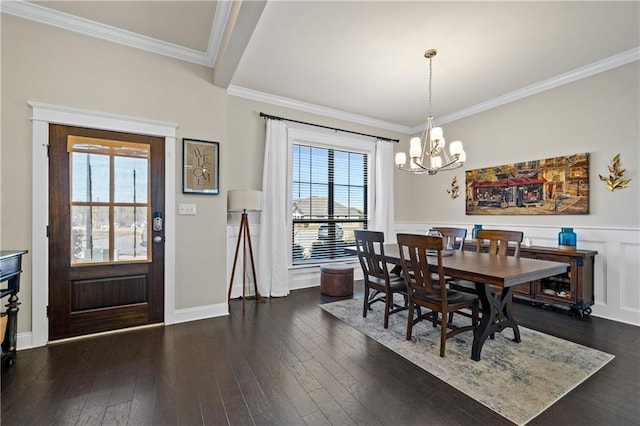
[346, 243, 568, 361]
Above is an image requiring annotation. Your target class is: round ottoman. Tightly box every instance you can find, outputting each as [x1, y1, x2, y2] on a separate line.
[320, 263, 354, 296]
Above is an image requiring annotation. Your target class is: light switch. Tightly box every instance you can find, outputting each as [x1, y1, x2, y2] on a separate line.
[178, 203, 197, 215]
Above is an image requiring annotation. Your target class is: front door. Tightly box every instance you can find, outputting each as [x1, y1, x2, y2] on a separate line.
[48, 124, 165, 340]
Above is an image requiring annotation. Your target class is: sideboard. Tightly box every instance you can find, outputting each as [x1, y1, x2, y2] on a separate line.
[463, 242, 597, 319]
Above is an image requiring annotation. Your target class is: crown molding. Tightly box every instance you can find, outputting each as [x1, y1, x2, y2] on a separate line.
[232, 48, 639, 136]
[227, 85, 414, 135]
[4, 0, 636, 132]
[1, 0, 232, 68]
[430, 47, 640, 130]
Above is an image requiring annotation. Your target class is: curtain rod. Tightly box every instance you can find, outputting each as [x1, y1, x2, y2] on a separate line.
[259, 112, 399, 143]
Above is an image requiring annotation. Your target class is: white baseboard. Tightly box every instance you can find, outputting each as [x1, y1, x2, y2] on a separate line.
[173, 303, 229, 324]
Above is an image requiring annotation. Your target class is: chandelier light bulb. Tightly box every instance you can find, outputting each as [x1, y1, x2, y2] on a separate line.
[409, 137, 422, 158]
[430, 127, 443, 142]
[449, 140, 463, 156]
[395, 152, 407, 166]
[457, 150, 466, 163]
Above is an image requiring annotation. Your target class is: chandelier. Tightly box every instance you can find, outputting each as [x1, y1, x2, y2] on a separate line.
[395, 49, 466, 175]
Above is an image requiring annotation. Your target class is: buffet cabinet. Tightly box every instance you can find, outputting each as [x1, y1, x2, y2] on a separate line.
[463, 242, 597, 319]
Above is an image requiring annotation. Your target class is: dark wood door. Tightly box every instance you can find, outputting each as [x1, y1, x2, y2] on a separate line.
[48, 124, 165, 340]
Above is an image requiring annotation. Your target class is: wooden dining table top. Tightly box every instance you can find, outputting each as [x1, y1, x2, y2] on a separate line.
[348, 244, 568, 288]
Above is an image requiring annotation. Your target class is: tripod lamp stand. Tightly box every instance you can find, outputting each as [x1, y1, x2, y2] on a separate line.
[227, 190, 263, 310]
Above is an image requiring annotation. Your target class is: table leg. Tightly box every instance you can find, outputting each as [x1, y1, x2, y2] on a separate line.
[471, 283, 521, 361]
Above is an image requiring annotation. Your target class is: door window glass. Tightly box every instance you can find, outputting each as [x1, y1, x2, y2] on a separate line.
[68, 136, 150, 264]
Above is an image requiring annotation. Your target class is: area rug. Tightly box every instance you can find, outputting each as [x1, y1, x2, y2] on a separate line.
[320, 297, 614, 425]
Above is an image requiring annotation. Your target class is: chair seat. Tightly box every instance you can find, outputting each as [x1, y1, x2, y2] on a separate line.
[389, 275, 406, 291]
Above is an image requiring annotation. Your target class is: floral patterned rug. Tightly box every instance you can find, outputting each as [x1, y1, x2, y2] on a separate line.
[320, 297, 614, 425]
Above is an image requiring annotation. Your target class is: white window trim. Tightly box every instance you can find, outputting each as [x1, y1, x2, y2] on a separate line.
[286, 126, 376, 267]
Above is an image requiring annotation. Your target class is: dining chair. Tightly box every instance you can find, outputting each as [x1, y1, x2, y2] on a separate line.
[450, 229, 524, 335]
[432, 227, 467, 251]
[475, 229, 523, 257]
[354, 230, 408, 328]
[397, 233, 479, 357]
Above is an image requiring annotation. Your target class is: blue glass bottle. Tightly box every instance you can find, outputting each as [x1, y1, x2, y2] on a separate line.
[558, 227, 577, 250]
[472, 224, 482, 239]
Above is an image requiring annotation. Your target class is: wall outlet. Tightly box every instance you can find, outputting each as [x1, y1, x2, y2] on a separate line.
[178, 203, 197, 215]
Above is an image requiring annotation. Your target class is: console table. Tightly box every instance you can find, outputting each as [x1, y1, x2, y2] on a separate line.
[463, 242, 596, 319]
[1, 250, 28, 366]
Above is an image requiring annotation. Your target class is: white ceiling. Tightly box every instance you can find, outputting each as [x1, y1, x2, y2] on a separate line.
[4, 1, 639, 132]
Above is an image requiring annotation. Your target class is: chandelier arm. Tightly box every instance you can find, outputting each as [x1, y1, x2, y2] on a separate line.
[438, 156, 463, 171]
[411, 158, 428, 171]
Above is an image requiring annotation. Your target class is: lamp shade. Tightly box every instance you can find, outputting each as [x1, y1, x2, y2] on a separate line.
[228, 190, 262, 212]
[395, 152, 407, 166]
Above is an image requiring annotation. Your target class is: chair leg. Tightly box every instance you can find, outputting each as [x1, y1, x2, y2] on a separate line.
[363, 285, 369, 318]
[383, 293, 390, 329]
[406, 303, 414, 341]
[439, 311, 447, 357]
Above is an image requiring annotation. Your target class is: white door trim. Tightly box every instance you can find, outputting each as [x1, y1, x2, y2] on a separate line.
[29, 101, 178, 347]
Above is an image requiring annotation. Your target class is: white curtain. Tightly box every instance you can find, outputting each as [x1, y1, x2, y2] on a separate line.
[257, 119, 290, 297]
[371, 139, 396, 240]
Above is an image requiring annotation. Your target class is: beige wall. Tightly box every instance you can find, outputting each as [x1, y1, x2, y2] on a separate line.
[1, 14, 407, 336]
[1, 15, 229, 332]
[2, 13, 638, 336]
[226, 95, 409, 194]
[394, 61, 640, 228]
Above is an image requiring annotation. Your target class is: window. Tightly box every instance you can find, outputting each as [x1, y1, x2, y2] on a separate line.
[68, 136, 151, 265]
[290, 140, 368, 265]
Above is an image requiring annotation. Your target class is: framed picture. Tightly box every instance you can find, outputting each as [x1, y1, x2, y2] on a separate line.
[465, 152, 589, 215]
[183, 138, 219, 194]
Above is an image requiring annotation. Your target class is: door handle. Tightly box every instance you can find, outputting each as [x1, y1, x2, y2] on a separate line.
[153, 212, 163, 232]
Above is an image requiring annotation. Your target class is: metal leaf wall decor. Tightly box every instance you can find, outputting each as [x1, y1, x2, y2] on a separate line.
[599, 154, 631, 192]
[447, 176, 461, 199]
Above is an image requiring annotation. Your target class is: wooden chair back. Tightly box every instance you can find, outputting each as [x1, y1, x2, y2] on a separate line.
[354, 230, 391, 283]
[396, 233, 446, 300]
[433, 227, 467, 251]
[475, 229, 523, 257]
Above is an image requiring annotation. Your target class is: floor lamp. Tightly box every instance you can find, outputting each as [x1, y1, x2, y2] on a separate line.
[227, 190, 263, 310]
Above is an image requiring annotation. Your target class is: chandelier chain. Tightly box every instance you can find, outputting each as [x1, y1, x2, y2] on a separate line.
[428, 55, 433, 117]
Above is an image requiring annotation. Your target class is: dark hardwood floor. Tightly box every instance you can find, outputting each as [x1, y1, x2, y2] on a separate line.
[2, 282, 639, 425]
